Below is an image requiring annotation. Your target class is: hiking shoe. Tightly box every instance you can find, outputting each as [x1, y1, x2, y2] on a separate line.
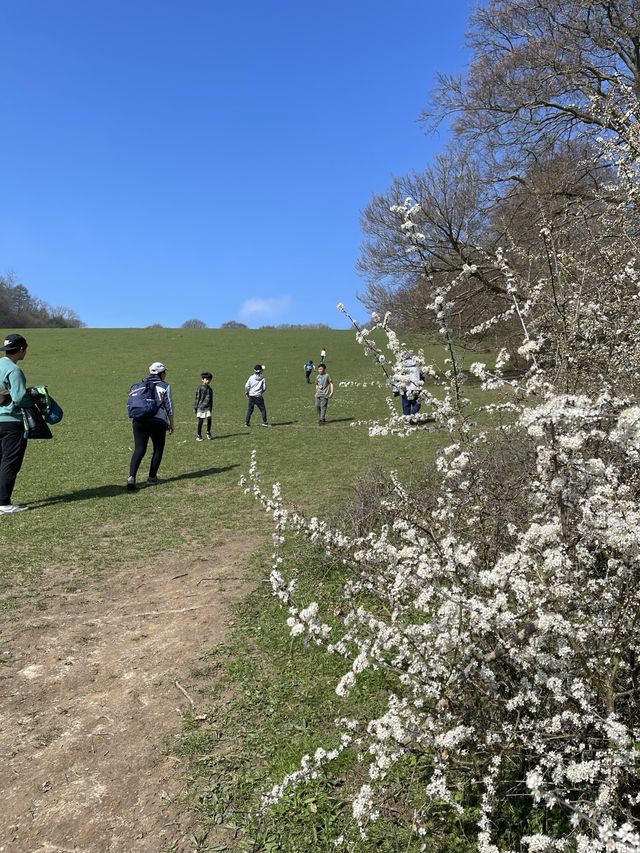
[0, 503, 29, 514]
[126, 477, 137, 492]
[206, 433, 213, 440]
[196, 435, 203, 441]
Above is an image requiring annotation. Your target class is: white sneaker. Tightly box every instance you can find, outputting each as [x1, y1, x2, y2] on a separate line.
[0, 504, 29, 514]
[196, 436, 203, 441]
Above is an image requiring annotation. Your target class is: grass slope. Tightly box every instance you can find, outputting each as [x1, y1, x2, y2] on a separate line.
[2, 326, 488, 850]
[0, 326, 444, 609]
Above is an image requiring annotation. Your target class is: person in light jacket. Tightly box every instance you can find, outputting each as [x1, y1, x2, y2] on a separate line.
[244, 364, 270, 427]
[400, 355, 422, 416]
[392, 354, 422, 417]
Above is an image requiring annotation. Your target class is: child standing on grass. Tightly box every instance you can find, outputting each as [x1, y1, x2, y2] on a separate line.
[194, 372, 213, 440]
[244, 364, 270, 427]
[315, 363, 333, 425]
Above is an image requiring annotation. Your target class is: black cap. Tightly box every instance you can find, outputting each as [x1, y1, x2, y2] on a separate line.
[0, 334, 28, 352]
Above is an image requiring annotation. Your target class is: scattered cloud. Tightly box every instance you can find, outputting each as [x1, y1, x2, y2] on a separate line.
[239, 297, 291, 321]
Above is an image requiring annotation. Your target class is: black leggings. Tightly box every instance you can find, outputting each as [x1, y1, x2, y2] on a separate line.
[129, 419, 167, 479]
[196, 416, 212, 436]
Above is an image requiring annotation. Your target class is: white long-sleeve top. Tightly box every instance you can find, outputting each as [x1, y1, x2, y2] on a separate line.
[150, 377, 174, 426]
[245, 372, 266, 396]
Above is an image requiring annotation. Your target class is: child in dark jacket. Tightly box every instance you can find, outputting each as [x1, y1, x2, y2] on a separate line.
[194, 372, 213, 440]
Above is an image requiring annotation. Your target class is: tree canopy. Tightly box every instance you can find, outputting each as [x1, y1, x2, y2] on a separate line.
[358, 0, 640, 347]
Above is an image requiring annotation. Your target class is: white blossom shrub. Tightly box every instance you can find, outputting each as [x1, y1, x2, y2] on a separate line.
[241, 130, 640, 851]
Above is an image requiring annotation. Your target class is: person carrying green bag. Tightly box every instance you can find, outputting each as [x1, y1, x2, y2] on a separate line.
[28, 385, 64, 426]
[0, 334, 36, 513]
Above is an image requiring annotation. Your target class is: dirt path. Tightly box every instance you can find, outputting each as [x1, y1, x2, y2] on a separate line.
[0, 534, 263, 853]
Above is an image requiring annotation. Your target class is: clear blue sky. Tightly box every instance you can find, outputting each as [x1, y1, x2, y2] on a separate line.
[1, 1, 471, 329]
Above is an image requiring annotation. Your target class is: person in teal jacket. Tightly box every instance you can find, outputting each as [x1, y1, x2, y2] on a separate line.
[0, 334, 35, 513]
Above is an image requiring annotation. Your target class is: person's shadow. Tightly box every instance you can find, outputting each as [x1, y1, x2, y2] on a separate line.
[30, 465, 239, 507]
[209, 432, 248, 440]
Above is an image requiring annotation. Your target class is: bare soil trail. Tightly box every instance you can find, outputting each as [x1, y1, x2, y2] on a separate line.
[0, 534, 263, 853]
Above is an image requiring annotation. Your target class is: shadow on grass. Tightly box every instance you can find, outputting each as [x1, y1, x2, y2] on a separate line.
[30, 465, 239, 507]
[323, 416, 355, 424]
[210, 432, 250, 440]
[240, 420, 299, 427]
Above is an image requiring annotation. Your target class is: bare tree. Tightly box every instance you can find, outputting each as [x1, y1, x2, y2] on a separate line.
[357, 150, 518, 334]
[359, 151, 487, 285]
[358, 139, 631, 351]
[48, 305, 84, 327]
[220, 320, 247, 329]
[181, 318, 207, 329]
[0, 272, 84, 327]
[426, 0, 640, 165]
[357, 0, 640, 341]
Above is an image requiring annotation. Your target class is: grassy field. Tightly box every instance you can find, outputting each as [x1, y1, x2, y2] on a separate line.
[174, 542, 483, 853]
[1, 325, 486, 851]
[0, 326, 455, 610]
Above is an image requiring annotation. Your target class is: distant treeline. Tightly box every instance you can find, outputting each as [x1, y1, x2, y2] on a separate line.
[0, 273, 83, 329]
[220, 321, 332, 330]
[148, 321, 333, 330]
[256, 323, 331, 330]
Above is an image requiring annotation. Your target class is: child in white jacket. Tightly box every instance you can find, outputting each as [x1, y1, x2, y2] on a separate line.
[244, 364, 270, 427]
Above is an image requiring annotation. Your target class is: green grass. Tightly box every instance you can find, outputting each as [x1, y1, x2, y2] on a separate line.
[0, 326, 460, 606]
[1, 325, 493, 849]
[172, 543, 480, 852]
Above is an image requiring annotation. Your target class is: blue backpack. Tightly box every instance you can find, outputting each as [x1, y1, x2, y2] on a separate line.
[127, 378, 160, 420]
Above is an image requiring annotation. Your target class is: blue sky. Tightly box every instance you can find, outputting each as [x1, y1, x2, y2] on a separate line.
[1, 1, 472, 329]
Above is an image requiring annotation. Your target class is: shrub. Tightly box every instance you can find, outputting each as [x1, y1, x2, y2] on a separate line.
[242, 125, 640, 850]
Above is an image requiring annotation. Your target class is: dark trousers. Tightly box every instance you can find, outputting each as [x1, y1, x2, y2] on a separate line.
[130, 419, 167, 479]
[305, 370, 312, 383]
[246, 395, 267, 425]
[401, 395, 421, 416]
[196, 416, 212, 436]
[0, 421, 27, 505]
